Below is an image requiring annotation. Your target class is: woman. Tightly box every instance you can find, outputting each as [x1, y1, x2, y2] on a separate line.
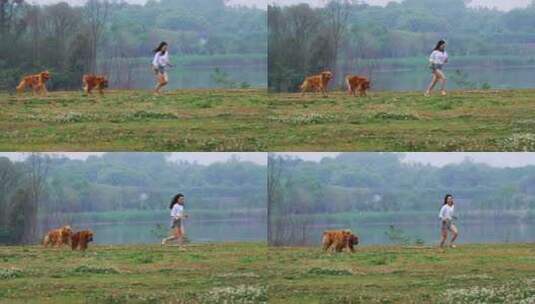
[425, 40, 449, 97]
[161, 193, 188, 246]
[438, 194, 458, 248]
[152, 41, 173, 94]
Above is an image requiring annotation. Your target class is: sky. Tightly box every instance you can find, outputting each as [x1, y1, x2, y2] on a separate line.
[269, 0, 531, 11]
[27, 0, 269, 8]
[275, 153, 535, 168]
[0, 152, 267, 166]
[27, 0, 532, 11]
[3, 152, 535, 168]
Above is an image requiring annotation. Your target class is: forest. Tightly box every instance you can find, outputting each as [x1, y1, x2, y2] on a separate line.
[268, 153, 535, 244]
[268, 0, 535, 91]
[0, 153, 266, 245]
[0, 0, 266, 90]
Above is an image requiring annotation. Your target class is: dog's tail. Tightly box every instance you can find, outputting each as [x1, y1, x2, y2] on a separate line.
[299, 80, 306, 91]
[42, 234, 49, 247]
[16, 80, 25, 94]
[345, 75, 352, 94]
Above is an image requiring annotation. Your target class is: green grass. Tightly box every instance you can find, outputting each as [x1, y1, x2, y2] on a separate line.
[2, 89, 535, 151]
[268, 89, 535, 151]
[0, 89, 269, 151]
[1, 243, 533, 303]
[0, 243, 267, 304]
[267, 243, 535, 303]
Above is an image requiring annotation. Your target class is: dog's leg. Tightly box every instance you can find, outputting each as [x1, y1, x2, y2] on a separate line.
[16, 81, 25, 94]
[41, 83, 48, 96]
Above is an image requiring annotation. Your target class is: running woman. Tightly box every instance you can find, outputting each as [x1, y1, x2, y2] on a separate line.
[425, 40, 449, 97]
[439, 194, 458, 248]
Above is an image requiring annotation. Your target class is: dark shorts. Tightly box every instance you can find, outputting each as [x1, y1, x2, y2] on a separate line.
[154, 65, 166, 75]
[170, 218, 182, 229]
[441, 220, 457, 232]
[430, 63, 444, 72]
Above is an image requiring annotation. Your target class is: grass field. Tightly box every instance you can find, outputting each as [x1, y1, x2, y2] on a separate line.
[1, 243, 533, 303]
[0, 89, 268, 151]
[268, 243, 535, 304]
[0, 243, 267, 304]
[268, 89, 535, 151]
[1, 89, 535, 151]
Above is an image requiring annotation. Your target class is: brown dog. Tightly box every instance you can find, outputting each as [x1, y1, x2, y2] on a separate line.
[83, 74, 109, 95]
[346, 75, 371, 97]
[43, 225, 73, 248]
[300, 71, 333, 97]
[16, 71, 51, 95]
[71, 230, 94, 251]
[322, 229, 359, 253]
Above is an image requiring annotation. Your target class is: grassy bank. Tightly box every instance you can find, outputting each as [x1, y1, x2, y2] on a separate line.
[268, 243, 535, 303]
[268, 89, 535, 151]
[1, 243, 533, 303]
[0, 243, 267, 304]
[0, 89, 268, 151]
[2, 89, 535, 151]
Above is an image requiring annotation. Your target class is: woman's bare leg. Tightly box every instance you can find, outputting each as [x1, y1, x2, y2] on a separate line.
[436, 70, 447, 95]
[426, 73, 438, 96]
[154, 73, 168, 94]
[439, 229, 448, 248]
[162, 227, 181, 245]
[450, 225, 458, 246]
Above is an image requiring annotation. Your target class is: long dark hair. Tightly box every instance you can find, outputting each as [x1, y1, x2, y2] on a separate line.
[169, 193, 184, 209]
[153, 41, 168, 55]
[434, 40, 446, 52]
[443, 194, 453, 205]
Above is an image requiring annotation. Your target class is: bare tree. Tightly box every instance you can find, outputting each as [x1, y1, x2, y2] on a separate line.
[44, 3, 81, 69]
[267, 153, 283, 245]
[24, 153, 49, 243]
[0, 0, 25, 38]
[324, 0, 352, 79]
[84, 0, 110, 73]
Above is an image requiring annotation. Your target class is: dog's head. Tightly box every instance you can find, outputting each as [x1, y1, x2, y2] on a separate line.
[85, 231, 94, 242]
[41, 71, 51, 81]
[348, 233, 359, 246]
[61, 225, 73, 237]
[321, 71, 333, 81]
[361, 79, 371, 90]
[97, 76, 109, 88]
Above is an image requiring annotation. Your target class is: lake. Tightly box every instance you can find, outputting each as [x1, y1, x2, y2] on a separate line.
[130, 63, 267, 89]
[291, 218, 535, 246]
[369, 65, 535, 91]
[73, 219, 266, 245]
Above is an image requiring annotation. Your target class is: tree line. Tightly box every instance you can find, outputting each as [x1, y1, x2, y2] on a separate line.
[268, 0, 535, 91]
[0, 153, 266, 244]
[269, 153, 535, 215]
[0, 0, 266, 90]
[268, 153, 535, 244]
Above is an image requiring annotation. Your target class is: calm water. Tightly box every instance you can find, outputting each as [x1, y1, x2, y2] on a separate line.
[73, 219, 266, 245]
[370, 66, 535, 91]
[130, 64, 267, 89]
[300, 219, 535, 246]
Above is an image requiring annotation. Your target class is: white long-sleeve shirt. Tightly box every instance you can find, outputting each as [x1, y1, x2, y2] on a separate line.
[152, 51, 170, 68]
[429, 50, 448, 65]
[438, 204, 454, 221]
[170, 204, 184, 219]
